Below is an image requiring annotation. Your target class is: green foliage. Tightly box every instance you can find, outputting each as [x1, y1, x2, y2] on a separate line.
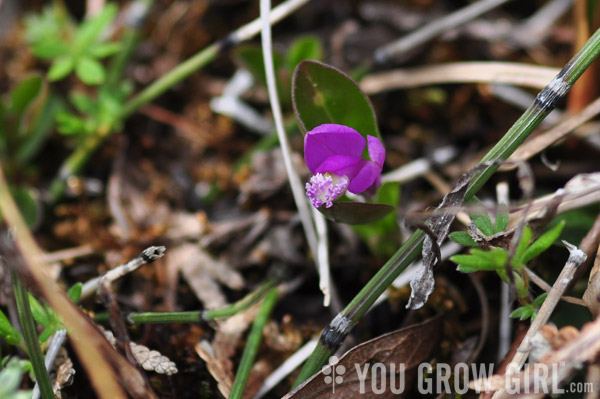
[0, 76, 62, 228]
[292, 60, 380, 138]
[0, 310, 22, 346]
[25, 4, 120, 85]
[0, 358, 32, 399]
[28, 295, 63, 343]
[56, 82, 132, 136]
[510, 293, 547, 321]
[450, 199, 566, 303]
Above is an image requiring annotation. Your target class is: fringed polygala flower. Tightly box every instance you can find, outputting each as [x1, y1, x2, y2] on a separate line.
[304, 124, 385, 208]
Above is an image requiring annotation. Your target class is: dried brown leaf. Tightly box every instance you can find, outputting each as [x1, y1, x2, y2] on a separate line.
[283, 316, 443, 399]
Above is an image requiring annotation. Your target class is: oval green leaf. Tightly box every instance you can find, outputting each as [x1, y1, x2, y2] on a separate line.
[292, 60, 379, 138]
[75, 57, 106, 85]
[48, 56, 75, 82]
[318, 202, 393, 224]
[10, 75, 43, 113]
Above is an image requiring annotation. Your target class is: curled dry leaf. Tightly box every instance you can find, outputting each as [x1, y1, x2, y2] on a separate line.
[583, 238, 600, 317]
[283, 316, 443, 399]
[408, 164, 486, 309]
[52, 347, 75, 399]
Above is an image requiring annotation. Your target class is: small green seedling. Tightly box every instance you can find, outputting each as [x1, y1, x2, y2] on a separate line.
[25, 4, 121, 85]
[0, 358, 33, 399]
[511, 293, 548, 321]
[450, 202, 565, 302]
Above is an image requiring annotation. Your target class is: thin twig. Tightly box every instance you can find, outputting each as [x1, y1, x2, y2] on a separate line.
[80, 246, 166, 300]
[374, 0, 514, 63]
[495, 241, 587, 398]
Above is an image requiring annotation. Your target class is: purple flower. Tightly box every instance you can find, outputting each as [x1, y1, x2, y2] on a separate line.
[304, 124, 385, 208]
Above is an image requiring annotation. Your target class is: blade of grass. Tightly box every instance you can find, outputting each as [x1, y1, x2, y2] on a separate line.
[293, 25, 600, 387]
[9, 269, 55, 399]
[228, 288, 278, 399]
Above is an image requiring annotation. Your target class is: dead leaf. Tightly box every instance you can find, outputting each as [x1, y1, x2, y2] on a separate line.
[283, 316, 443, 399]
[408, 164, 486, 309]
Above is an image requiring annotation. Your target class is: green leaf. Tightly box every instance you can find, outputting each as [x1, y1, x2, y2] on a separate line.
[28, 294, 50, 328]
[512, 226, 533, 267]
[510, 306, 533, 320]
[449, 231, 478, 247]
[292, 60, 380, 138]
[470, 198, 494, 236]
[452, 247, 508, 272]
[494, 204, 509, 233]
[47, 56, 75, 81]
[0, 309, 22, 345]
[522, 220, 565, 264]
[38, 328, 55, 343]
[285, 35, 323, 70]
[87, 41, 121, 58]
[30, 39, 69, 60]
[67, 283, 82, 303]
[75, 57, 106, 85]
[318, 202, 394, 224]
[10, 76, 43, 114]
[532, 293, 548, 307]
[74, 3, 118, 52]
[69, 92, 96, 115]
[56, 111, 87, 135]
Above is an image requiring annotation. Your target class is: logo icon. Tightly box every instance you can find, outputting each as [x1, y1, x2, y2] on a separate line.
[322, 356, 346, 392]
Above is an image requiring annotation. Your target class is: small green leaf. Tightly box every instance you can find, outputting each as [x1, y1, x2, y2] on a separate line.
[74, 3, 118, 51]
[292, 60, 380, 138]
[10, 76, 43, 114]
[532, 293, 548, 307]
[513, 226, 533, 267]
[449, 231, 478, 247]
[67, 283, 82, 303]
[31, 39, 69, 59]
[470, 199, 494, 236]
[522, 220, 565, 264]
[510, 306, 533, 320]
[38, 328, 55, 343]
[494, 204, 509, 233]
[56, 111, 87, 135]
[318, 202, 394, 224]
[75, 57, 106, 85]
[0, 310, 22, 345]
[69, 92, 96, 115]
[28, 294, 50, 328]
[285, 35, 323, 70]
[87, 41, 121, 58]
[48, 56, 75, 81]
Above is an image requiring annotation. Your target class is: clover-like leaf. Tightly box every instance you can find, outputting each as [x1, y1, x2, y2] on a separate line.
[48, 56, 75, 81]
[521, 220, 565, 264]
[292, 60, 380, 139]
[75, 57, 106, 85]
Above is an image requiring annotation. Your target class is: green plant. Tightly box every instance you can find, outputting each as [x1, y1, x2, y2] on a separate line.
[25, 4, 121, 85]
[511, 293, 548, 321]
[0, 75, 62, 227]
[0, 358, 33, 399]
[450, 205, 565, 302]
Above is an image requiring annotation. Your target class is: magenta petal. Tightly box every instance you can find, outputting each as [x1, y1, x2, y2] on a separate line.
[367, 135, 385, 167]
[304, 124, 366, 173]
[348, 162, 380, 194]
[315, 155, 365, 179]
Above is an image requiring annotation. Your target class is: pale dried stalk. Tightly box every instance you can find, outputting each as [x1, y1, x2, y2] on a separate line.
[361, 62, 558, 94]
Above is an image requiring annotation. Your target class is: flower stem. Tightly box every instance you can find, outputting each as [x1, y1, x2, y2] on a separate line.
[10, 269, 55, 399]
[229, 288, 278, 399]
[293, 25, 600, 387]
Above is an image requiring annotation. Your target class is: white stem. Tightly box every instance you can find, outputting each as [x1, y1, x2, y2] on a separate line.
[259, 0, 320, 267]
